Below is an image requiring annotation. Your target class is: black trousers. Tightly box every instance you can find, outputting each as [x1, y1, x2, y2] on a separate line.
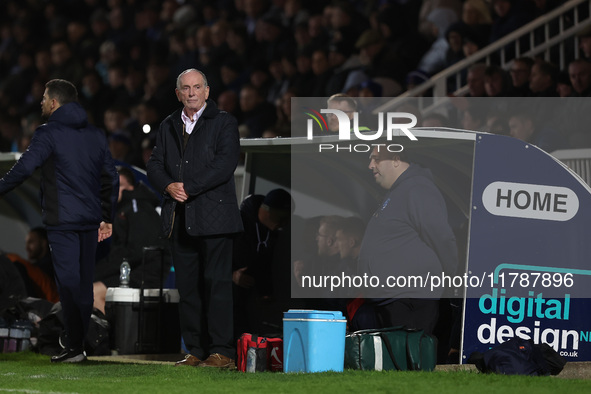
[171, 211, 234, 360]
[375, 298, 440, 336]
[47, 229, 97, 350]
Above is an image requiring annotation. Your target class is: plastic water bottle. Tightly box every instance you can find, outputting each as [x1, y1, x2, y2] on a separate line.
[120, 259, 131, 288]
[246, 347, 257, 372]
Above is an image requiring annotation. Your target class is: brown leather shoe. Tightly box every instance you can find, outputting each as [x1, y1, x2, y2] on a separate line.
[198, 353, 236, 369]
[174, 354, 202, 367]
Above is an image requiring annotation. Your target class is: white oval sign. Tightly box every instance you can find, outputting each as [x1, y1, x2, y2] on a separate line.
[482, 181, 579, 221]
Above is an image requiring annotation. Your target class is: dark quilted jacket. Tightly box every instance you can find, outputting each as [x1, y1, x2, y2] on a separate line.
[146, 99, 243, 237]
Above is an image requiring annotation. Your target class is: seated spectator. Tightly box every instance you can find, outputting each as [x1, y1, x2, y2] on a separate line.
[466, 63, 487, 97]
[25, 227, 54, 281]
[238, 84, 277, 138]
[232, 189, 295, 337]
[529, 60, 559, 97]
[356, 29, 406, 86]
[509, 57, 534, 96]
[556, 71, 573, 98]
[578, 25, 591, 62]
[568, 59, 591, 97]
[489, 0, 534, 45]
[3, 252, 59, 303]
[484, 65, 512, 97]
[508, 108, 563, 152]
[93, 167, 169, 313]
[417, 7, 459, 76]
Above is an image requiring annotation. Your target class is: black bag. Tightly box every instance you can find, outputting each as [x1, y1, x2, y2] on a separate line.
[36, 303, 110, 356]
[468, 337, 567, 376]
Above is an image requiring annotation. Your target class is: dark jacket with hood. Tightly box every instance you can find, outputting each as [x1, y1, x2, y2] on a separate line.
[0, 102, 118, 230]
[358, 163, 458, 300]
[146, 99, 243, 237]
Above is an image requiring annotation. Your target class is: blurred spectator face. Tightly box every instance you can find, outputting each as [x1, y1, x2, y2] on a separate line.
[316, 222, 335, 256]
[262, 129, 279, 138]
[529, 63, 551, 93]
[108, 67, 125, 88]
[244, 0, 265, 18]
[447, 31, 463, 53]
[217, 90, 238, 114]
[104, 109, 126, 133]
[220, 65, 239, 86]
[99, 41, 119, 66]
[322, 5, 335, 27]
[311, 50, 329, 75]
[35, 50, 52, 74]
[510, 60, 531, 88]
[327, 98, 355, 132]
[335, 229, 354, 259]
[250, 69, 269, 89]
[211, 21, 229, 47]
[82, 72, 102, 98]
[118, 174, 134, 202]
[462, 110, 482, 130]
[467, 68, 486, 97]
[240, 86, 260, 112]
[328, 50, 346, 68]
[359, 43, 381, 66]
[463, 41, 479, 57]
[226, 28, 245, 52]
[67, 21, 87, 45]
[280, 90, 295, 119]
[330, 6, 351, 29]
[196, 26, 212, 49]
[294, 24, 310, 48]
[161, 0, 179, 23]
[26, 231, 48, 261]
[485, 72, 504, 97]
[509, 115, 534, 142]
[569, 61, 591, 95]
[463, 2, 480, 25]
[463, 0, 490, 25]
[493, 0, 511, 18]
[109, 138, 130, 162]
[580, 37, 591, 58]
[125, 68, 145, 94]
[50, 42, 71, 66]
[296, 54, 311, 74]
[109, 7, 125, 30]
[269, 60, 283, 81]
[556, 82, 573, 98]
[308, 14, 325, 38]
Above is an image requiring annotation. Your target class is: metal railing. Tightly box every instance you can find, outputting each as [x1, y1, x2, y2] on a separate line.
[375, 0, 591, 114]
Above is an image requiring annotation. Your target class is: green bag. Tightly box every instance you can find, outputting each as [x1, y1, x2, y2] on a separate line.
[344, 326, 438, 371]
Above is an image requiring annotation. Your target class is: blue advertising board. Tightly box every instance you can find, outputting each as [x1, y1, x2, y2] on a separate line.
[462, 133, 591, 362]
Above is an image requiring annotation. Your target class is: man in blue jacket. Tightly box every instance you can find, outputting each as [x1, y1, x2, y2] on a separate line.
[0, 79, 119, 362]
[147, 69, 243, 369]
[358, 147, 458, 335]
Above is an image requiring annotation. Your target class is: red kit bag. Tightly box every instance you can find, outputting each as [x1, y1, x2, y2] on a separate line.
[237, 333, 283, 372]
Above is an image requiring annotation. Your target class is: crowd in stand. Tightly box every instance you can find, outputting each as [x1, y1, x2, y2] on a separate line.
[0, 0, 589, 168]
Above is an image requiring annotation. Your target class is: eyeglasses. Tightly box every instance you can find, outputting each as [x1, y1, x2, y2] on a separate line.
[510, 69, 528, 74]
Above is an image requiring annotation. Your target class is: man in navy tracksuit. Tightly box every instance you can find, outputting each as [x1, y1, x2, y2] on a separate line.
[0, 79, 119, 363]
[358, 147, 458, 335]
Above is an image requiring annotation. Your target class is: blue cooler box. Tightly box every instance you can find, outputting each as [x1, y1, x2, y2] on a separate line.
[283, 309, 346, 373]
